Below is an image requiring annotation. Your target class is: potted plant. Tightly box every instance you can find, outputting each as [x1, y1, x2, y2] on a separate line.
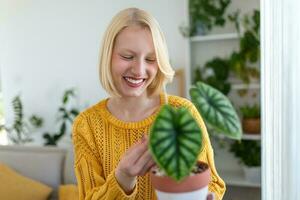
[149, 82, 242, 200]
[230, 140, 261, 183]
[193, 57, 231, 95]
[240, 104, 260, 134]
[189, 0, 231, 36]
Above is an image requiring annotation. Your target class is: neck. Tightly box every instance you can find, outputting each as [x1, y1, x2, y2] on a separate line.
[107, 93, 161, 122]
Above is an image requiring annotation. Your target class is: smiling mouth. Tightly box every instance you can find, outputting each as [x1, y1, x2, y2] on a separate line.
[123, 76, 146, 87]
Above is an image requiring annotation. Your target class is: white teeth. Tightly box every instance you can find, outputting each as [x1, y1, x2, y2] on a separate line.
[124, 77, 144, 84]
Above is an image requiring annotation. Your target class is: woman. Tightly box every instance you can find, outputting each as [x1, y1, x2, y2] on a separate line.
[72, 7, 225, 200]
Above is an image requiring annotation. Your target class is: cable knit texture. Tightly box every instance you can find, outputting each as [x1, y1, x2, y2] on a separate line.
[72, 93, 226, 200]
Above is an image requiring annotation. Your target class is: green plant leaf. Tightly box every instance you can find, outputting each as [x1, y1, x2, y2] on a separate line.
[29, 115, 43, 128]
[190, 81, 242, 140]
[70, 109, 79, 116]
[149, 105, 202, 181]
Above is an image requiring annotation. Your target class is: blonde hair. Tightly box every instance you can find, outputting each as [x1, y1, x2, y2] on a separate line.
[99, 7, 175, 97]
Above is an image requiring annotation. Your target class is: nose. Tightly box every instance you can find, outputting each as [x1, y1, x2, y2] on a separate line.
[130, 59, 146, 77]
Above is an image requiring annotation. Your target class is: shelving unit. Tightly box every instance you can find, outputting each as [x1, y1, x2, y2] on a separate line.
[219, 170, 261, 188]
[216, 133, 261, 141]
[190, 33, 239, 42]
[186, 1, 261, 198]
[231, 83, 260, 90]
[242, 133, 261, 140]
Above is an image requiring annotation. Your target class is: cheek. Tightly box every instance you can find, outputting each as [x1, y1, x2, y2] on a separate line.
[149, 64, 159, 76]
[111, 57, 130, 75]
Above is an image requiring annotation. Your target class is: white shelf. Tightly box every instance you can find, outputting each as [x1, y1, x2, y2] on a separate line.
[219, 170, 261, 188]
[242, 134, 261, 140]
[231, 83, 260, 90]
[215, 133, 261, 140]
[190, 33, 239, 42]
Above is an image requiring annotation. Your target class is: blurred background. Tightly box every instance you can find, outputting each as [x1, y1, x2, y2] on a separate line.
[0, 1, 261, 199]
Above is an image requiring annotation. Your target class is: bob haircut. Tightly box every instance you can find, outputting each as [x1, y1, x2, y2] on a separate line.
[99, 7, 175, 97]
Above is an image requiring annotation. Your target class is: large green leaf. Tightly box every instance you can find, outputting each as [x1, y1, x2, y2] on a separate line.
[149, 105, 202, 182]
[190, 81, 242, 140]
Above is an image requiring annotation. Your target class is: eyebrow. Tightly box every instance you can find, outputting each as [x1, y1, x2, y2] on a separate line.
[120, 48, 155, 56]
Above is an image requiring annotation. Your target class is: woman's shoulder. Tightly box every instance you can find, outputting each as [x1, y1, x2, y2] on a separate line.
[166, 94, 194, 108]
[73, 98, 107, 124]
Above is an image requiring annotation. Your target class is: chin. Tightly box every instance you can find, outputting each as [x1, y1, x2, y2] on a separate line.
[120, 91, 145, 98]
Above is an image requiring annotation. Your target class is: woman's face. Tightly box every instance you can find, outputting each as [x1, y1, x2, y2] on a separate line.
[111, 25, 158, 98]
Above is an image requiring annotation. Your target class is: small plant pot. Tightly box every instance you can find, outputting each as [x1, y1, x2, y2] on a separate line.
[243, 166, 261, 184]
[242, 118, 260, 134]
[150, 161, 210, 200]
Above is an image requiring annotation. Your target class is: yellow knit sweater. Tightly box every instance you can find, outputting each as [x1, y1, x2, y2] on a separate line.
[72, 93, 226, 200]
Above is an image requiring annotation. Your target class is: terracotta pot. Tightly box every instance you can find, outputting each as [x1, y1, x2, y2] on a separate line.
[242, 118, 260, 134]
[150, 161, 210, 200]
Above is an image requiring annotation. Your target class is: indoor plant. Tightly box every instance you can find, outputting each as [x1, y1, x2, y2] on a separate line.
[0, 95, 43, 145]
[43, 88, 80, 146]
[193, 57, 231, 95]
[193, 10, 260, 93]
[189, 0, 231, 36]
[240, 104, 260, 134]
[230, 140, 261, 183]
[149, 81, 242, 200]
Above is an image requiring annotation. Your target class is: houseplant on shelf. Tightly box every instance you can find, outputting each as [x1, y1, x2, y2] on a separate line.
[230, 140, 261, 183]
[240, 104, 260, 134]
[149, 81, 242, 200]
[0, 95, 43, 145]
[193, 57, 231, 95]
[189, 0, 231, 36]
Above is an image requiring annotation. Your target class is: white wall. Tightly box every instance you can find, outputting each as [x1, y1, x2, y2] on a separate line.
[0, 0, 188, 142]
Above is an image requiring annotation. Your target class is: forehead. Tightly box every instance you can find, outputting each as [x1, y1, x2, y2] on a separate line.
[113, 25, 155, 54]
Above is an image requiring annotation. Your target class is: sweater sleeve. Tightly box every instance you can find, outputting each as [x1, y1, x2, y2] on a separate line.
[187, 103, 226, 200]
[72, 114, 138, 200]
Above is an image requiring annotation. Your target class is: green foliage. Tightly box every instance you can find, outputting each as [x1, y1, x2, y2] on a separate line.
[0, 96, 43, 144]
[228, 10, 241, 33]
[190, 82, 242, 140]
[229, 10, 260, 83]
[230, 140, 261, 167]
[193, 10, 260, 91]
[193, 57, 231, 95]
[189, 0, 231, 35]
[240, 104, 260, 119]
[149, 105, 202, 181]
[150, 81, 242, 181]
[43, 88, 80, 146]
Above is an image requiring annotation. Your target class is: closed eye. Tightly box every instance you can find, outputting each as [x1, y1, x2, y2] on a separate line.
[120, 55, 133, 60]
[146, 58, 156, 63]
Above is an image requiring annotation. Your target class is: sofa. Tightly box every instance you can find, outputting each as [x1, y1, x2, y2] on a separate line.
[0, 144, 78, 200]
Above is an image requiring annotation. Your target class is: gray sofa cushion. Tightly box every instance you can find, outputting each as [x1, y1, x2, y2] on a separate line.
[63, 145, 77, 184]
[0, 145, 66, 190]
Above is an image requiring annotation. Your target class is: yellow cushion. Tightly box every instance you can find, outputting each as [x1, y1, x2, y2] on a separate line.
[0, 163, 52, 200]
[59, 184, 79, 200]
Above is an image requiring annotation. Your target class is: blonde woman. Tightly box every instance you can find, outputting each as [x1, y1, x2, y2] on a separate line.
[72, 7, 225, 200]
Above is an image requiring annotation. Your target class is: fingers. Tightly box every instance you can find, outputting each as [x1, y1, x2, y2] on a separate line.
[125, 136, 149, 164]
[117, 135, 156, 177]
[138, 157, 156, 176]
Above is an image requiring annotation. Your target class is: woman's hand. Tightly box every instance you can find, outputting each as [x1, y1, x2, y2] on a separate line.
[115, 135, 155, 194]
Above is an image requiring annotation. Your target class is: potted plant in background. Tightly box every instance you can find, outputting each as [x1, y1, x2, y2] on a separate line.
[0, 95, 43, 145]
[43, 88, 80, 146]
[189, 0, 231, 36]
[193, 57, 231, 95]
[240, 104, 260, 134]
[230, 140, 261, 183]
[149, 82, 242, 200]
